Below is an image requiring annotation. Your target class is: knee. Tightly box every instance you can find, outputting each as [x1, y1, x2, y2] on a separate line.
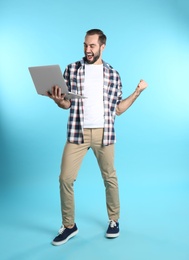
[103, 174, 118, 188]
[59, 174, 75, 186]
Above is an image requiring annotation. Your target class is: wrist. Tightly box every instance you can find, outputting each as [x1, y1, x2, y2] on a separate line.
[134, 88, 141, 97]
[55, 99, 71, 109]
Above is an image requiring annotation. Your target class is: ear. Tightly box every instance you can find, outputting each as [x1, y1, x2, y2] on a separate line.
[101, 44, 105, 51]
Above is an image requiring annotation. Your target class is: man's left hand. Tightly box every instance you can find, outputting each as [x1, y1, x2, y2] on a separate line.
[135, 79, 148, 95]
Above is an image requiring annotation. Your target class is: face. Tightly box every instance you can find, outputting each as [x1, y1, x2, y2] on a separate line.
[84, 34, 105, 64]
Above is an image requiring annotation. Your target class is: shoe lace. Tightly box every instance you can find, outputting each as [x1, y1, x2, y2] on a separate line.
[109, 220, 117, 228]
[58, 226, 66, 234]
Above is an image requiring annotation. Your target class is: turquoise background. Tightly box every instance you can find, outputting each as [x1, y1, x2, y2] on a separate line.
[0, 0, 189, 259]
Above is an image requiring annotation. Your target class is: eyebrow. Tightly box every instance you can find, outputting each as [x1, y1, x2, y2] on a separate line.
[83, 43, 97, 47]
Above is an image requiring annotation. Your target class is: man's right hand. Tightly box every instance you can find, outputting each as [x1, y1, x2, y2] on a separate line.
[46, 85, 71, 109]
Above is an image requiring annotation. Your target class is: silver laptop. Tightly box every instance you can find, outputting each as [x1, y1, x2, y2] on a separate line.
[28, 65, 85, 99]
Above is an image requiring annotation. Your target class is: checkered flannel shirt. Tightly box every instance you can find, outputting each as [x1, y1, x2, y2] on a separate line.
[63, 59, 123, 146]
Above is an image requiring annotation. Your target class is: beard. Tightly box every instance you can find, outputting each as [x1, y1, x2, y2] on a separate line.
[84, 48, 101, 64]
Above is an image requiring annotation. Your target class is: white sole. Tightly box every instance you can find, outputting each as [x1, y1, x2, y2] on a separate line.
[106, 232, 120, 238]
[52, 229, 79, 246]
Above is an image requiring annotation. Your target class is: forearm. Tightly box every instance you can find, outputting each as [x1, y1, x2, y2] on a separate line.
[116, 79, 148, 116]
[116, 89, 140, 116]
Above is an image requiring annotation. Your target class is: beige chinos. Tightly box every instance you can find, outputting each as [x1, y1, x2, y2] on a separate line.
[59, 128, 120, 226]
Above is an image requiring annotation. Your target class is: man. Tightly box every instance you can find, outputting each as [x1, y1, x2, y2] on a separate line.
[47, 29, 148, 246]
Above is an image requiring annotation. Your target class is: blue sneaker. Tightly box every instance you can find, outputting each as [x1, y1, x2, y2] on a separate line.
[52, 224, 78, 246]
[106, 220, 119, 238]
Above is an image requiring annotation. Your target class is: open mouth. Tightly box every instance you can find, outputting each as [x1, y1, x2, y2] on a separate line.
[86, 53, 94, 60]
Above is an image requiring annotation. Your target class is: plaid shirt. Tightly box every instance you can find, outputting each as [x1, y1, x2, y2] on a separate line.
[63, 59, 123, 146]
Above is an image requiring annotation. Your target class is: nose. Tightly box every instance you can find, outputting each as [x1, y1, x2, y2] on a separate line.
[85, 45, 91, 53]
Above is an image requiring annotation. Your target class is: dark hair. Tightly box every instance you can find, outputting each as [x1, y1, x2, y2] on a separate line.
[86, 29, 107, 45]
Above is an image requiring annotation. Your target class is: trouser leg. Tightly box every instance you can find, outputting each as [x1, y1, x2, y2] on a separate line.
[91, 129, 120, 221]
[59, 137, 89, 226]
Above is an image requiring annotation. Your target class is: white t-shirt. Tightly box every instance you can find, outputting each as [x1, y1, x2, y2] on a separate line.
[83, 64, 104, 128]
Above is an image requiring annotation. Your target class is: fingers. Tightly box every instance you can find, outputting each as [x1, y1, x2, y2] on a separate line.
[52, 85, 62, 98]
[139, 79, 146, 85]
[135, 80, 148, 94]
[138, 80, 148, 88]
[47, 86, 66, 102]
